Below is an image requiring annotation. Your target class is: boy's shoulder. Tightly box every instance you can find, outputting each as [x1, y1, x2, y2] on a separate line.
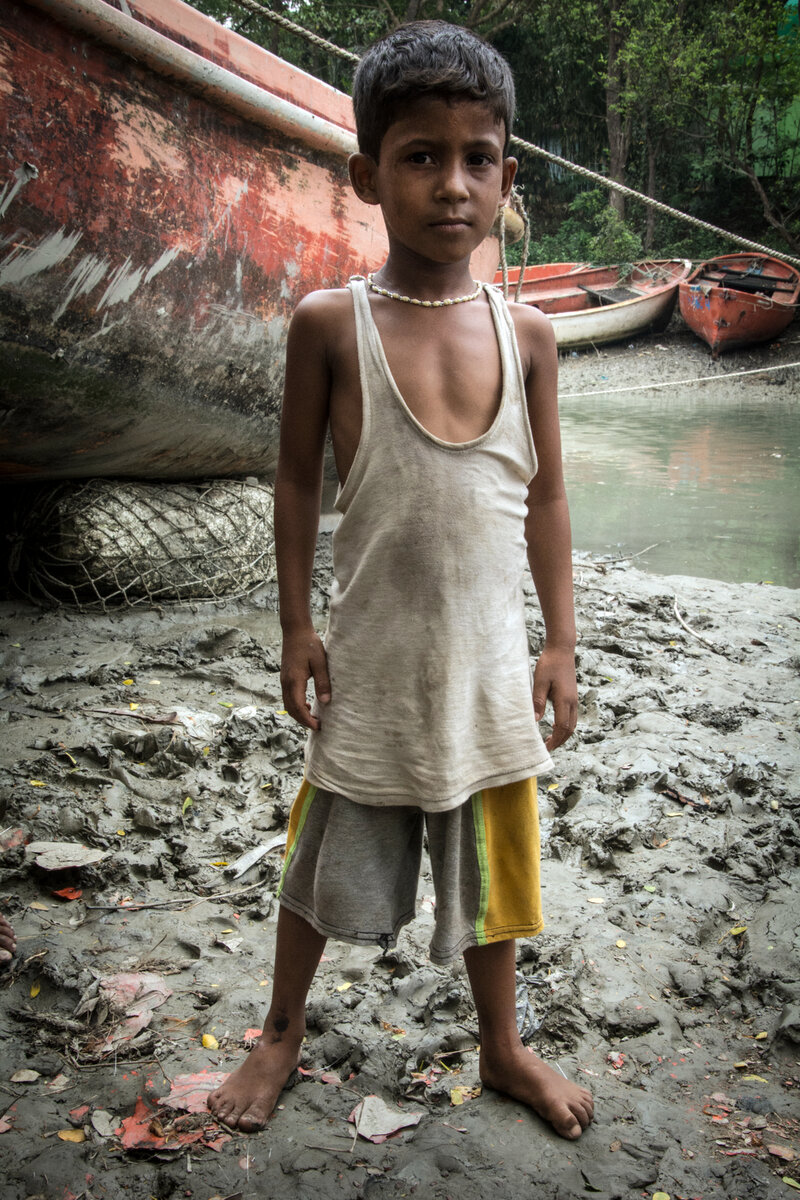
[291, 285, 353, 332]
[505, 296, 557, 370]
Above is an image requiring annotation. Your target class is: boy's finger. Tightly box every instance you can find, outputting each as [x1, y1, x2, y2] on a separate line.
[545, 697, 577, 750]
[310, 647, 332, 704]
[282, 676, 320, 730]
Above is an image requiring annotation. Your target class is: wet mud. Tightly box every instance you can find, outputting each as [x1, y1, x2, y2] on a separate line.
[1, 332, 799, 1200]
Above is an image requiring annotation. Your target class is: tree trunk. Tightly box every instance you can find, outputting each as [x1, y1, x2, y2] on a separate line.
[606, 0, 630, 219]
[645, 133, 657, 251]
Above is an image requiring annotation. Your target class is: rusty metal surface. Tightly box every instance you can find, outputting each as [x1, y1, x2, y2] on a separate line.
[0, 0, 388, 480]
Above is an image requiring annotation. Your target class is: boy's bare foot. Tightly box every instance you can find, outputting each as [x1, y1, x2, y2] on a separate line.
[207, 1023, 303, 1131]
[479, 1042, 593, 1139]
[0, 915, 16, 965]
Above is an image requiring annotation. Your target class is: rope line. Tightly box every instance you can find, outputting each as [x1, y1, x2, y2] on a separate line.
[559, 359, 800, 399]
[234, 0, 360, 63]
[507, 134, 800, 270]
[228, 1, 800, 269]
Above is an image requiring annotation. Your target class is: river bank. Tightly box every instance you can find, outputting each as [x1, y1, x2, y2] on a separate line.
[0, 529, 798, 1199]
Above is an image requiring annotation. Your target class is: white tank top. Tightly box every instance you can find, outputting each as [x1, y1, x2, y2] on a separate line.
[304, 276, 553, 810]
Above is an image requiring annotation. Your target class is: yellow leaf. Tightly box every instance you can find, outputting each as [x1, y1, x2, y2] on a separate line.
[547, 783, 559, 791]
[30, 980, 41, 998]
[733, 1061, 749, 1069]
[210, 860, 228, 868]
[202, 746, 210, 755]
[29, 780, 45, 787]
[116, 829, 126, 836]
[741, 1075, 768, 1083]
[202, 1033, 219, 1050]
[782, 1179, 800, 1192]
[336, 982, 352, 992]
[729, 925, 748, 936]
[129, 703, 139, 711]
[57, 1129, 86, 1143]
[123, 679, 134, 686]
[450, 1085, 481, 1106]
[30, 901, 49, 911]
[616, 940, 627, 949]
[652, 1193, 670, 1200]
[218, 701, 233, 708]
[755, 1031, 768, 1040]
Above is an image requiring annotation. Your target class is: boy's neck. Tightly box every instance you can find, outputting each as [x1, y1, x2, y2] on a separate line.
[372, 250, 478, 304]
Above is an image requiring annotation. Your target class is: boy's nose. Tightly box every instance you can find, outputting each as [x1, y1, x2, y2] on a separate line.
[436, 165, 470, 202]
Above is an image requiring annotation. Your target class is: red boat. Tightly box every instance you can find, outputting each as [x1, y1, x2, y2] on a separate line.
[0, 0, 501, 482]
[498, 260, 692, 349]
[678, 253, 800, 357]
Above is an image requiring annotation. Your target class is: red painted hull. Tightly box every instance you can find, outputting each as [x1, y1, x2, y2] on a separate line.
[678, 253, 800, 357]
[0, 0, 499, 481]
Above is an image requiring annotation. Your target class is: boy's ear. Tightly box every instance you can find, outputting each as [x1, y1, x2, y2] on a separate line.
[501, 157, 518, 205]
[349, 153, 381, 206]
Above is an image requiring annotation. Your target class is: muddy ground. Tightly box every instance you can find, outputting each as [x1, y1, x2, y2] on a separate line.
[0, 328, 798, 1200]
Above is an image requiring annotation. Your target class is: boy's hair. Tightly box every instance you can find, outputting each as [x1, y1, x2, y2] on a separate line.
[352, 21, 515, 160]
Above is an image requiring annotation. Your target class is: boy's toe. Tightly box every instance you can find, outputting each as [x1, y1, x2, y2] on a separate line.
[0, 949, 11, 962]
[237, 1103, 270, 1132]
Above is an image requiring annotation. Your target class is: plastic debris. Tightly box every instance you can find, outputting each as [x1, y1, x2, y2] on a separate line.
[25, 841, 105, 870]
[224, 834, 288, 879]
[75, 972, 171, 1056]
[10, 1069, 40, 1083]
[159, 1071, 229, 1113]
[515, 971, 541, 1041]
[768, 1145, 795, 1162]
[349, 1095, 423, 1142]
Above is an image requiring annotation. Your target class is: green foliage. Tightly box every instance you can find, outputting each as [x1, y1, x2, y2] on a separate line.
[184, 0, 800, 255]
[526, 190, 642, 265]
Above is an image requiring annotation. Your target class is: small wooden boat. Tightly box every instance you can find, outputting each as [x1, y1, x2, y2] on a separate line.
[678, 253, 800, 357]
[0, 0, 501, 482]
[498, 260, 692, 348]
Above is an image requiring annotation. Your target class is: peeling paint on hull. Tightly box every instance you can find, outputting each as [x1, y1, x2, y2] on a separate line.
[0, 0, 391, 480]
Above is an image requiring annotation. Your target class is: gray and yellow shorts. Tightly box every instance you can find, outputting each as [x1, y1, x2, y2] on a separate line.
[277, 778, 542, 964]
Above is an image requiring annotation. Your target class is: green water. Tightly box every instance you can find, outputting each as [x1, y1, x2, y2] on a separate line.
[561, 379, 800, 588]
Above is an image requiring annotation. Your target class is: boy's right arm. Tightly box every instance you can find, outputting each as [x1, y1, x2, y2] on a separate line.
[274, 293, 334, 731]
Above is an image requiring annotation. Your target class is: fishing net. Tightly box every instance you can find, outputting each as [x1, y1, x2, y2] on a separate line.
[7, 478, 275, 610]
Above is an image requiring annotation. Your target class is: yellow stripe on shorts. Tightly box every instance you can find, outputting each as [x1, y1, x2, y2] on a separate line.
[470, 778, 542, 944]
[277, 780, 317, 896]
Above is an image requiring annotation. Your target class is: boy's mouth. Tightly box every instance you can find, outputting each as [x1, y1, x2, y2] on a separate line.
[431, 218, 471, 230]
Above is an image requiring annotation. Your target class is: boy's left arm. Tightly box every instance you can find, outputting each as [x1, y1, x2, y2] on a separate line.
[512, 303, 577, 752]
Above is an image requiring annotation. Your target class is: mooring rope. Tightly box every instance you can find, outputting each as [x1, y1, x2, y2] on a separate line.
[234, 0, 800, 269]
[559, 359, 800, 399]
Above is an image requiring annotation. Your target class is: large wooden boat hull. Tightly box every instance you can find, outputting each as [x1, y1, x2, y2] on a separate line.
[500, 260, 692, 349]
[0, 0, 499, 482]
[678, 253, 800, 357]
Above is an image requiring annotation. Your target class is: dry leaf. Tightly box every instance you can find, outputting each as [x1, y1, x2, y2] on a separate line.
[202, 1033, 219, 1050]
[57, 1129, 86, 1143]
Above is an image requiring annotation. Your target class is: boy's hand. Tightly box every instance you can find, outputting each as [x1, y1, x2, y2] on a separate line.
[281, 628, 331, 731]
[532, 644, 577, 752]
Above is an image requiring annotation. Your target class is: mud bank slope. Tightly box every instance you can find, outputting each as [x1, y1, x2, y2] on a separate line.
[0, 530, 798, 1200]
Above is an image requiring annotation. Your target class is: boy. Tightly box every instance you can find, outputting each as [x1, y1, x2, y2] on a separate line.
[209, 21, 593, 1141]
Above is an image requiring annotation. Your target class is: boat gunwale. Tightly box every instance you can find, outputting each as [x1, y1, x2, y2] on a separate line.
[22, 0, 359, 157]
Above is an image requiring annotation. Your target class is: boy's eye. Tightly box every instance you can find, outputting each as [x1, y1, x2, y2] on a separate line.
[469, 153, 494, 167]
[407, 151, 434, 164]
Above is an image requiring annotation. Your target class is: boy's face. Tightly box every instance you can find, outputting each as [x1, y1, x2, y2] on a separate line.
[350, 96, 516, 268]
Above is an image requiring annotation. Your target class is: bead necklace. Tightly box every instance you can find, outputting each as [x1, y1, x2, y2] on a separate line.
[366, 272, 483, 307]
